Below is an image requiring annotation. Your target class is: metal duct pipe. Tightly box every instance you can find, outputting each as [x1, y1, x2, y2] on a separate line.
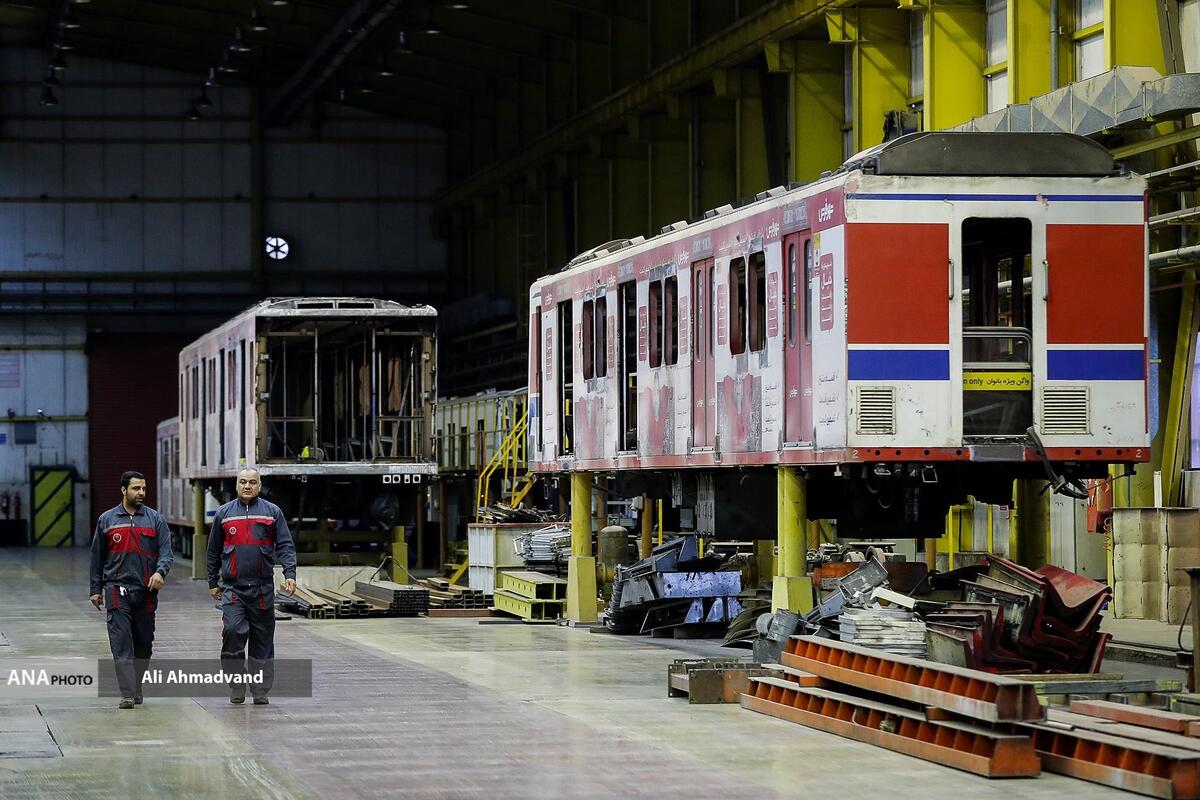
[1150, 245, 1200, 267]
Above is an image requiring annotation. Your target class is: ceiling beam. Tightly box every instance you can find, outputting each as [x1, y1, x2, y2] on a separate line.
[264, 0, 407, 126]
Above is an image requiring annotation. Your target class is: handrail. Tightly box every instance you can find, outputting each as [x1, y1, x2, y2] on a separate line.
[475, 408, 529, 521]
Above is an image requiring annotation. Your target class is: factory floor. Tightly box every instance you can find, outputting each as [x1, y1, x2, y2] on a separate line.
[0, 549, 1151, 799]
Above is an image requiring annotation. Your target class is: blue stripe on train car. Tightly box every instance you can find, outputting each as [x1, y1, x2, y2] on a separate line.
[847, 349, 950, 381]
[1046, 349, 1144, 381]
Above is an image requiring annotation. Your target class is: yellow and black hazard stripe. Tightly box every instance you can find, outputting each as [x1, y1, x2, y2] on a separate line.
[30, 467, 75, 547]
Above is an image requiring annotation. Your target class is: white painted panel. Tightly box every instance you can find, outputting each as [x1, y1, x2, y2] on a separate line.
[182, 203, 221, 270]
[103, 204, 144, 270]
[143, 144, 184, 197]
[22, 143, 63, 196]
[221, 203, 251, 270]
[63, 203, 103, 271]
[183, 144, 222, 196]
[64, 144, 104, 195]
[103, 143, 144, 197]
[23, 204, 65, 266]
[143, 204, 182, 269]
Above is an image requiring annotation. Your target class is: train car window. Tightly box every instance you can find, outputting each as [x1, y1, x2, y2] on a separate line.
[787, 242, 797, 346]
[218, 350, 226, 465]
[620, 281, 638, 449]
[227, 350, 236, 409]
[239, 339, 247, 459]
[748, 252, 766, 352]
[730, 257, 747, 355]
[582, 300, 595, 380]
[191, 365, 199, 420]
[595, 296, 608, 378]
[665, 276, 679, 366]
[803, 239, 814, 343]
[200, 360, 207, 466]
[694, 270, 704, 364]
[557, 300, 573, 454]
[649, 280, 663, 368]
[532, 308, 542, 394]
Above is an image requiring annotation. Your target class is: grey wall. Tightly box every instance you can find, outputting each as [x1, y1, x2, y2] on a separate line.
[0, 47, 447, 308]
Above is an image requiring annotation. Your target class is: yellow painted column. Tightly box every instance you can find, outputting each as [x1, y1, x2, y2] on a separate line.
[1008, 0, 1051, 104]
[713, 67, 769, 200]
[773, 466, 813, 613]
[391, 524, 409, 584]
[923, 3, 985, 132]
[1104, 0, 1166, 73]
[828, 8, 909, 153]
[1160, 272, 1198, 508]
[639, 494, 652, 559]
[191, 481, 207, 581]
[567, 471, 598, 622]
[1014, 479, 1051, 569]
[645, 115, 690, 233]
[791, 41, 845, 183]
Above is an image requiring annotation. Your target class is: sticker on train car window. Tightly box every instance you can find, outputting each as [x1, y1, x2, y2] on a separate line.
[962, 371, 1033, 391]
[818, 253, 835, 331]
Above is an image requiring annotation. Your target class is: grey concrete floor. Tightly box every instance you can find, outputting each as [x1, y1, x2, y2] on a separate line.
[0, 548, 1138, 799]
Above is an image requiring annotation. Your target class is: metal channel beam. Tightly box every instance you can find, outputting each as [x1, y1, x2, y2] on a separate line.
[782, 636, 1045, 723]
[741, 678, 1041, 778]
[437, 0, 847, 208]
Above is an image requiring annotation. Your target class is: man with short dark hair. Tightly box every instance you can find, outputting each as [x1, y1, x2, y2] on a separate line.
[89, 470, 173, 709]
[207, 468, 297, 705]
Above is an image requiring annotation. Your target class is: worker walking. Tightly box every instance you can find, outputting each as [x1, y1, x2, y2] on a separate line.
[207, 468, 297, 705]
[89, 470, 173, 709]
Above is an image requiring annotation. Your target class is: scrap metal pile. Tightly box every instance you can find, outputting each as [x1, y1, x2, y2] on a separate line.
[926, 556, 1111, 674]
[750, 554, 1110, 675]
[513, 525, 572, 571]
[476, 503, 560, 524]
[605, 536, 742, 636]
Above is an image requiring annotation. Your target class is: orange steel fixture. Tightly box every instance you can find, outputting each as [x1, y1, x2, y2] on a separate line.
[741, 678, 1040, 779]
[782, 636, 1045, 724]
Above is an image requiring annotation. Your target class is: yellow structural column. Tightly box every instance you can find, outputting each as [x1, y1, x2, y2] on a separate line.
[828, 8, 908, 153]
[766, 39, 844, 184]
[567, 471, 598, 622]
[923, 2, 985, 132]
[1014, 479, 1051, 569]
[391, 524, 409, 584]
[1104, 0, 1166, 73]
[1007, 0, 1051, 104]
[1160, 271, 1198, 507]
[773, 466, 813, 613]
[191, 481, 207, 581]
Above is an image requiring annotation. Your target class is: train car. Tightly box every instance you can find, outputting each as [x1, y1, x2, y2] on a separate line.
[528, 131, 1150, 538]
[177, 297, 437, 539]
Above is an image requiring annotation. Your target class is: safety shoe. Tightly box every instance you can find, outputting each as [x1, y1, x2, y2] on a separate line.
[252, 696, 269, 705]
[134, 695, 143, 705]
[118, 697, 135, 709]
[230, 692, 246, 705]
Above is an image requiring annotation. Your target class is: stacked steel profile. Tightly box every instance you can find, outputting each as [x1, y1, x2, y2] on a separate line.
[926, 556, 1111, 673]
[740, 636, 1200, 797]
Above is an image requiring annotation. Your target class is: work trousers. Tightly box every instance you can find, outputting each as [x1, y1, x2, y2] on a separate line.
[105, 584, 157, 699]
[220, 584, 275, 698]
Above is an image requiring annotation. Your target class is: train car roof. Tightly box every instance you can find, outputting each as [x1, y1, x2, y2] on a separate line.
[534, 131, 1126, 289]
[181, 296, 436, 353]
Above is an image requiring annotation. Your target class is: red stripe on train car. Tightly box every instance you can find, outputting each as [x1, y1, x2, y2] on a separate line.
[1045, 224, 1145, 344]
[846, 223, 949, 345]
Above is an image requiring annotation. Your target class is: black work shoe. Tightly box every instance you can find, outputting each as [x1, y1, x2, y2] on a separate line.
[119, 697, 135, 709]
[252, 696, 269, 705]
[134, 695, 143, 705]
[230, 694, 246, 705]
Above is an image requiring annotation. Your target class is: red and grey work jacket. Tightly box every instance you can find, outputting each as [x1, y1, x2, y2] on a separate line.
[207, 497, 297, 589]
[89, 504, 173, 598]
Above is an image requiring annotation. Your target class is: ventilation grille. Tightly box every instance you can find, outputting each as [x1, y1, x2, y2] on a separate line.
[856, 387, 896, 436]
[1041, 387, 1090, 435]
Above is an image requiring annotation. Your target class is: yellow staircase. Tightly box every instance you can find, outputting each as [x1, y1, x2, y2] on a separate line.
[476, 397, 537, 520]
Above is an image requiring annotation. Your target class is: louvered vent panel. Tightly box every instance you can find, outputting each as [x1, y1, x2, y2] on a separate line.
[856, 387, 896, 436]
[1041, 387, 1089, 435]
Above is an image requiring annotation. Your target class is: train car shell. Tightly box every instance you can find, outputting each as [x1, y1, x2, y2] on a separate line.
[527, 132, 1149, 477]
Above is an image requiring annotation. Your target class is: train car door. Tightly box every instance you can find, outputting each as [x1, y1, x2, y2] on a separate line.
[958, 217, 1034, 439]
[782, 232, 813, 443]
[691, 258, 714, 448]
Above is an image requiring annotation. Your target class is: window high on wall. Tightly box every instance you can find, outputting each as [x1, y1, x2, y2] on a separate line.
[1075, 0, 1105, 80]
[909, 11, 924, 101]
[985, 0, 1008, 113]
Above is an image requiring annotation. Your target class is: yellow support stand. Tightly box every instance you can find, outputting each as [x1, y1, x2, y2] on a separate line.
[772, 466, 813, 614]
[391, 525, 409, 584]
[191, 482, 207, 581]
[566, 472, 598, 623]
[640, 494, 652, 559]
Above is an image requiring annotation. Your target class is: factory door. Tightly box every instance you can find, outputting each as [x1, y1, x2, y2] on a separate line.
[782, 232, 813, 443]
[691, 258, 714, 448]
[30, 466, 75, 547]
[959, 217, 1034, 439]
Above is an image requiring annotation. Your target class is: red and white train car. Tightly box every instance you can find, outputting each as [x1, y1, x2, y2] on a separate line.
[528, 132, 1149, 537]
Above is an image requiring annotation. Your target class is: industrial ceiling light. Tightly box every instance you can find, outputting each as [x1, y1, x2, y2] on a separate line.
[268, 0, 288, 6]
[186, 104, 202, 121]
[55, 39, 74, 51]
[357, 73, 376, 94]
[39, 86, 59, 107]
[49, 49, 67, 71]
[71, 0, 90, 4]
[58, 11, 81, 29]
[218, 52, 238, 73]
[374, 52, 394, 77]
[447, 2, 469, 9]
[229, 26, 252, 53]
[249, 5, 269, 32]
[204, 67, 221, 87]
[191, 84, 214, 108]
[43, 69, 61, 88]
